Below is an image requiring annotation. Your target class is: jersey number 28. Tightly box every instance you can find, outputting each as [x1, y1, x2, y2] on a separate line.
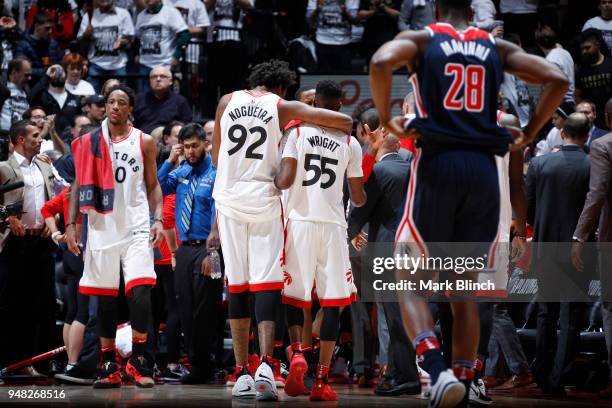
[443, 63, 485, 112]
[227, 124, 267, 160]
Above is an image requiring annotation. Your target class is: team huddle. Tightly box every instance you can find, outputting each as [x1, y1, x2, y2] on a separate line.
[64, 0, 570, 406]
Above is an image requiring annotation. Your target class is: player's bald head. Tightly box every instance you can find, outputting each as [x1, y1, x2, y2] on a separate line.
[562, 112, 590, 141]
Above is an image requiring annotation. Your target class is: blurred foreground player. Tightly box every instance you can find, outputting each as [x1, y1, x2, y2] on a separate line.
[275, 80, 366, 401]
[212, 60, 353, 401]
[369, 0, 569, 405]
[66, 85, 164, 388]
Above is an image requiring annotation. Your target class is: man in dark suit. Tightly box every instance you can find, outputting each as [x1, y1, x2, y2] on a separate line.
[348, 134, 420, 396]
[0, 120, 57, 376]
[572, 97, 612, 397]
[527, 112, 592, 395]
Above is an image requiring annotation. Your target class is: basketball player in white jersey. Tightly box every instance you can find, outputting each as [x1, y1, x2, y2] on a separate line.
[211, 61, 352, 401]
[274, 80, 366, 401]
[65, 85, 164, 388]
[468, 110, 527, 405]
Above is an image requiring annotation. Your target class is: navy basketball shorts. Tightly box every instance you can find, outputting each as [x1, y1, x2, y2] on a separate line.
[396, 147, 501, 273]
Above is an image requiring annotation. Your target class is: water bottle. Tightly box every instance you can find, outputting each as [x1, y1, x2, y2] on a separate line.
[208, 250, 222, 279]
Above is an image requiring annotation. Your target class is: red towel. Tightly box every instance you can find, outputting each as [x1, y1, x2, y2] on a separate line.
[71, 127, 114, 214]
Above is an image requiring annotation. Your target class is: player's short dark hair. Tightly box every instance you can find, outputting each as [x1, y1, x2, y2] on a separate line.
[535, 26, 557, 49]
[105, 84, 135, 107]
[9, 119, 36, 145]
[295, 86, 314, 101]
[315, 80, 342, 100]
[248, 59, 296, 91]
[359, 108, 380, 130]
[33, 12, 52, 27]
[163, 121, 184, 137]
[178, 123, 206, 143]
[563, 113, 590, 140]
[7, 57, 29, 77]
[436, 0, 471, 11]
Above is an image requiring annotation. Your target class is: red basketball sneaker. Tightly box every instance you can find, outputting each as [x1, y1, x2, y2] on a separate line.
[285, 351, 308, 397]
[126, 355, 154, 388]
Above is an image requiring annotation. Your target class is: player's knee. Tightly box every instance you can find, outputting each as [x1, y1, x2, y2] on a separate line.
[228, 292, 250, 319]
[285, 304, 304, 327]
[254, 290, 280, 323]
[319, 307, 340, 341]
[129, 285, 152, 333]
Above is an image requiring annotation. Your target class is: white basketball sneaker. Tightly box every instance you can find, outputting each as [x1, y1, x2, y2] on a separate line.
[428, 369, 466, 408]
[254, 360, 278, 401]
[232, 373, 256, 399]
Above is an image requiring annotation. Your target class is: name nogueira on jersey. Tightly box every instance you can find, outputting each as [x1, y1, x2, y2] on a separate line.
[227, 104, 273, 125]
[307, 135, 341, 152]
[439, 39, 491, 61]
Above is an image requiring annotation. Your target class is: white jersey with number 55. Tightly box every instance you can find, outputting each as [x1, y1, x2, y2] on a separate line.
[283, 124, 363, 228]
[213, 91, 284, 223]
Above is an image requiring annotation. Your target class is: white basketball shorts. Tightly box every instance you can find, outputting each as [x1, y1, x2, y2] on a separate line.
[79, 236, 156, 296]
[282, 220, 356, 308]
[217, 211, 285, 293]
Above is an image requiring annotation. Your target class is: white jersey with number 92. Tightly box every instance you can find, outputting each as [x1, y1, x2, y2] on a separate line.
[213, 90, 284, 223]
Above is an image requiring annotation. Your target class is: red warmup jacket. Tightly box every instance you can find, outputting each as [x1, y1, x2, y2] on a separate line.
[71, 129, 115, 214]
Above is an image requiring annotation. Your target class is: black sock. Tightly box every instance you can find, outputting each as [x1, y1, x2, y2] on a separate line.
[414, 333, 447, 385]
[102, 346, 115, 363]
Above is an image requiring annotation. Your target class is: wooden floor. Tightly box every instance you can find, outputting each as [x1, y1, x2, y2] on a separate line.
[2, 384, 612, 407]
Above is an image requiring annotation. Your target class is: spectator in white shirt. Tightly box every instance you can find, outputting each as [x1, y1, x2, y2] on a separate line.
[170, 0, 210, 65]
[62, 53, 95, 98]
[535, 25, 575, 103]
[536, 101, 575, 156]
[583, 0, 612, 52]
[77, 0, 135, 93]
[135, 0, 191, 92]
[0, 57, 31, 133]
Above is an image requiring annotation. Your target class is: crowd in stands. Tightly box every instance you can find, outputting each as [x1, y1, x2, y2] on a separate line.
[0, 0, 610, 404]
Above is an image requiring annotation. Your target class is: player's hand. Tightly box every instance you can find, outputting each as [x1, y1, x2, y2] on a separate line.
[8, 216, 25, 237]
[386, 116, 420, 140]
[201, 255, 211, 277]
[171, 252, 176, 271]
[571, 240, 584, 272]
[150, 220, 164, 247]
[168, 144, 183, 165]
[351, 231, 368, 252]
[207, 228, 220, 251]
[510, 236, 526, 263]
[65, 223, 81, 256]
[507, 126, 530, 151]
[365, 123, 388, 156]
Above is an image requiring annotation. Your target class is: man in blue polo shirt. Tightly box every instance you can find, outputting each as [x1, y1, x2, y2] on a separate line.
[158, 122, 220, 384]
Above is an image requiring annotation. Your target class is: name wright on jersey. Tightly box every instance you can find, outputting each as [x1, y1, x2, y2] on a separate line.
[306, 135, 341, 153]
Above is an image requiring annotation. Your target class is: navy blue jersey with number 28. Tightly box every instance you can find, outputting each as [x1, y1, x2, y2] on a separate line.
[407, 23, 512, 156]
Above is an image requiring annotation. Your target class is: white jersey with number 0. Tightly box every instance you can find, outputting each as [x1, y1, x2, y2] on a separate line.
[87, 123, 150, 250]
[214, 90, 284, 223]
[283, 124, 363, 228]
